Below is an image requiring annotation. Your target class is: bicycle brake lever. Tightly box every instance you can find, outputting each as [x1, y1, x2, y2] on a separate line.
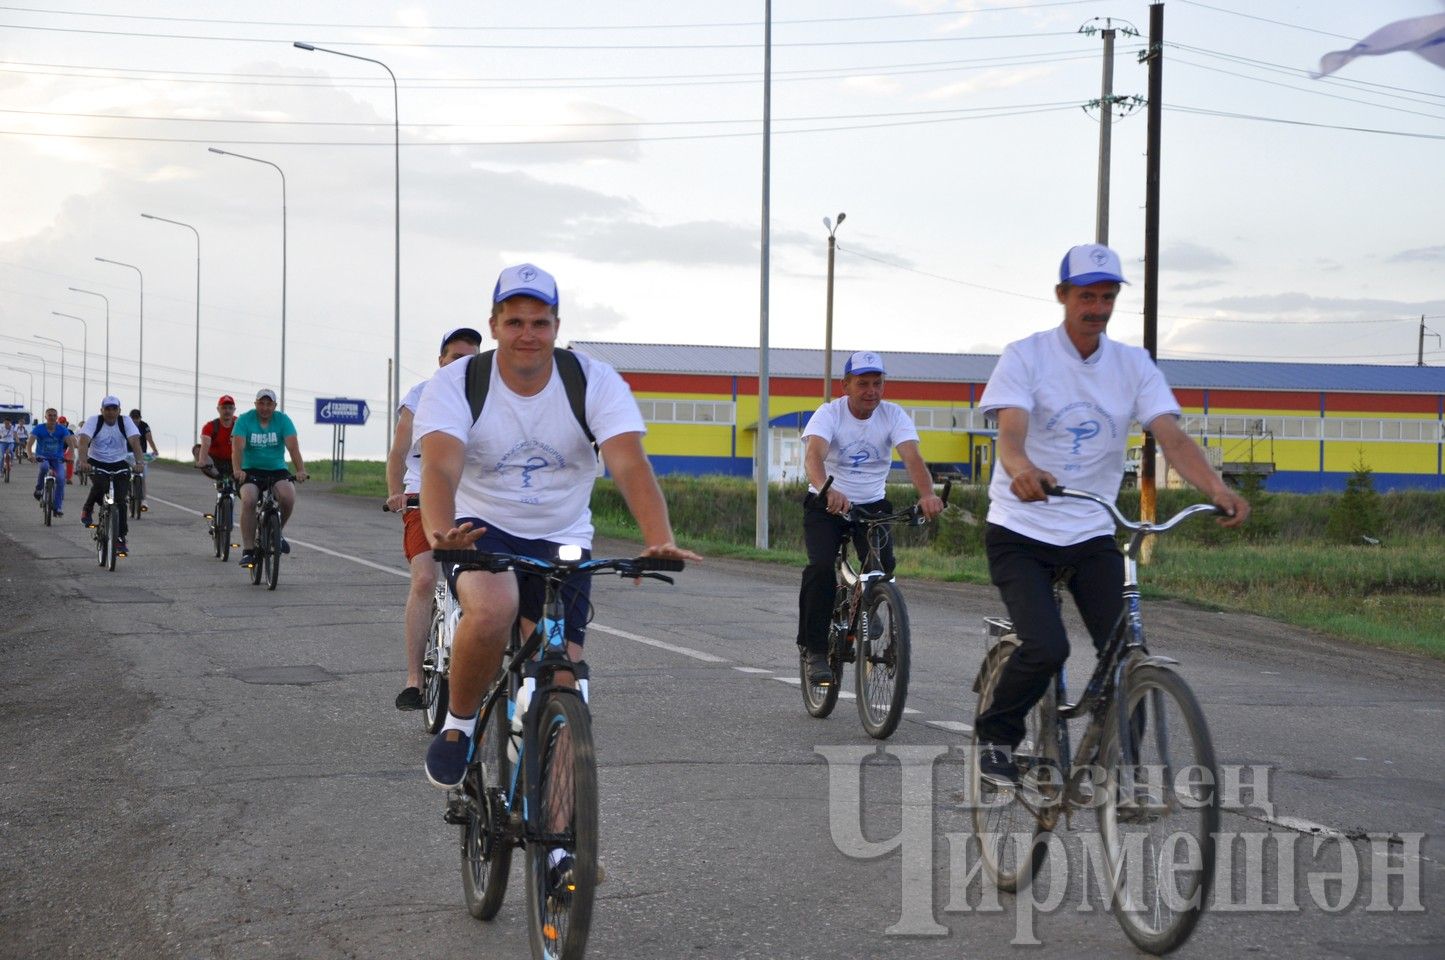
[628, 571, 675, 585]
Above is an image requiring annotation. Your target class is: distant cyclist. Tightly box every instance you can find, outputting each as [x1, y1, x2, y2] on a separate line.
[386, 327, 482, 711]
[129, 408, 160, 511]
[196, 394, 239, 482]
[59, 416, 76, 483]
[231, 388, 309, 568]
[796, 351, 944, 684]
[27, 408, 75, 517]
[0, 420, 15, 474]
[77, 396, 147, 556]
[13, 420, 28, 462]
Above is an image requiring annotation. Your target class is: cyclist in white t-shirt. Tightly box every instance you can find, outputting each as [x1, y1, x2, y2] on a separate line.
[385, 326, 482, 712]
[796, 351, 945, 684]
[414, 262, 700, 791]
[972, 243, 1249, 786]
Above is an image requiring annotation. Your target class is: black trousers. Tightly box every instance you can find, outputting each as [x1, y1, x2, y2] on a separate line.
[974, 523, 1123, 748]
[795, 495, 896, 654]
[83, 461, 132, 539]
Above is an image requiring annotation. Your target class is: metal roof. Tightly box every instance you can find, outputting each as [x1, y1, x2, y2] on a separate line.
[570, 341, 1445, 395]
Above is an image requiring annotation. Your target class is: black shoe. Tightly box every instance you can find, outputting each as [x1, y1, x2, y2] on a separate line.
[239, 549, 256, 567]
[805, 650, 833, 686]
[281, 538, 291, 555]
[80, 512, 93, 527]
[977, 745, 1019, 787]
[53, 510, 63, 518]
[395, 686, 424, 711]
[115, 538, 129, 558]
[32, 490, 41, 501]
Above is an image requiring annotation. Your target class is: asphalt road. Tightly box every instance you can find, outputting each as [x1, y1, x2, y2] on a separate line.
[1, 463, 1441, 959]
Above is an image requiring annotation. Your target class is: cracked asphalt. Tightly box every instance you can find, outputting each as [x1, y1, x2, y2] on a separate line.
[1, 463, 1441, 959]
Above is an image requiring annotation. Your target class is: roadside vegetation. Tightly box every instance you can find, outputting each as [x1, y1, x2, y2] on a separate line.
[323, 460, 1444, 658]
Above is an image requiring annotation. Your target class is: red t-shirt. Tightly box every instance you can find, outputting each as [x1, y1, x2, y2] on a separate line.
[202, 417, 235, 460]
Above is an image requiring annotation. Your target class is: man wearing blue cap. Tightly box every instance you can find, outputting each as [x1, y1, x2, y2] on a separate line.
[414, 262, 700, 797]
[972, 243, 1249, 786]
[796, 350, 945, 686]
[385, 326, 483, 711]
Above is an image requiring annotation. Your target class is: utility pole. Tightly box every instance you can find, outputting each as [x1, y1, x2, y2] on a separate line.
[756, 0, 773, 550]
[1096, 21, 1116, 244]
[1140, 1, 1164, 549]
[1420, 315, 1441, 366]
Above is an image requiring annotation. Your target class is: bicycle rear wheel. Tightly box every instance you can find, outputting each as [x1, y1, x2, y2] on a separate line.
[525, 692, 598, 960]
[969, 638, 1053, 893]
[422, 600, 450, 735]
[462, 692, 514, 920]
[264, 513, 282, 590]
[799, 643, 842, 718]
[130, 474, 144, 520]
[1097, 663, 1218, 955]
[855, 581, 911, 739]
[218, 497, 232, 562]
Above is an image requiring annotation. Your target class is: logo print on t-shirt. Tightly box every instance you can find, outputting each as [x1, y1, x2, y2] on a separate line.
[1065, 420, 1101, 454]
[496, 439, 568, 504]
[840, 440, 880, 471]
[520, 456, 549, 488]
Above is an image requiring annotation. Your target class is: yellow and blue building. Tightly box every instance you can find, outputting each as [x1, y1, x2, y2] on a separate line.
[572, 341, 1445, 493]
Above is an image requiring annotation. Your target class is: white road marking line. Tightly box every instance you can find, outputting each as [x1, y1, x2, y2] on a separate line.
[928, 720, 973, 732]
[902, 707, 921, 715]
[734, 666, 773, 674]
[774, 676, 802, 685]
[286, 537, 411, 578]
[587, 624, 729, 664]
[837, 690, 856, 700]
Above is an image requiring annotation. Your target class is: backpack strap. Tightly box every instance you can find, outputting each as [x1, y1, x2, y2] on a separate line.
[465, 349, 596, 450]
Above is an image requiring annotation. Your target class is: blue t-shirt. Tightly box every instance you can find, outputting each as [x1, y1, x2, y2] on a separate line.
[31, 423, 71, 459]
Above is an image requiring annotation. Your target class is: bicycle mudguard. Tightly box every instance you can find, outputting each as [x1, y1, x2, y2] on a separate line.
[1124, 654, 1180, 675]
[972, 634, 1019, 693]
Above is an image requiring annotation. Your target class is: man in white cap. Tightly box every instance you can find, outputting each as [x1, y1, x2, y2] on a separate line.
[796, 351, 944, 685]
[385, 326, 483, 711]
[972, 243, 1249, 786]
[231, 388, 308, 568]
[414, 262, 699, 801]
[76, 395, 147, 554]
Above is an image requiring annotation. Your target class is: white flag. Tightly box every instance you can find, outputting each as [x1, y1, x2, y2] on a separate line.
[1313, 13, 1445, 78]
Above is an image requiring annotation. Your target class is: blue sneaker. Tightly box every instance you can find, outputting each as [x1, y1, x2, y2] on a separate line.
[425, 727, 474, 789]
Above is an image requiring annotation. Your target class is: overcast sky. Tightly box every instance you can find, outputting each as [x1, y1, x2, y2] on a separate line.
[3, 0, 1444, 458]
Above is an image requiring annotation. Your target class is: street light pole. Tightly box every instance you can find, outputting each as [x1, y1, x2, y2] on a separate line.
[1, 367, 36, 414]
[17, 353, 48, 410]
[31, 335, 65, 416]
[50, 313, 89, 415]
[141, 213, 201, 443]
[295, 41, 400, 452]
[95, 258, 144, 409]
[208, 147, 288, 408]
[68, 287, 110, 392]
[822, 211, 846, 403]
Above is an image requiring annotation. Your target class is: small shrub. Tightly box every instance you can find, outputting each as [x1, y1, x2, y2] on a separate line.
[1326, 453, 1384, 544]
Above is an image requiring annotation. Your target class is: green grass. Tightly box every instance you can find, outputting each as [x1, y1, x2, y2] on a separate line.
[321, 462, 1445, 657]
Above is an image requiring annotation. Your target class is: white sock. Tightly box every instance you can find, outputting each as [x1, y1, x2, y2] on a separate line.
[548, 847, 569, 868]
[441, 711, 478, 737]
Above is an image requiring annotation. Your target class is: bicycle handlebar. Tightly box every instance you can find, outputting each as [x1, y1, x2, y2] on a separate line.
[1042, 483, 1229, 534]
[431, 549, 686, 580]
[816, 474, 952, 527]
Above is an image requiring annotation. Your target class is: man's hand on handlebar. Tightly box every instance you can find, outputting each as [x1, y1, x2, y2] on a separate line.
[916, 494, 946, 521]
[1210, 487, 1250, 528]
[384, 493, 407, 514]
[431, 520, 486, 552]
[640, 540, 703, 563]
[824, 488, 851, 515]
[1010, 466, 1059, 502]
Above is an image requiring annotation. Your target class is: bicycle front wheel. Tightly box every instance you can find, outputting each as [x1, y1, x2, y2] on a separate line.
[855, 581, 911, 739]
[130, 475, 144, 520]
[462, 693, 514, 920]
[95, 507, 109, 567]
[42, 482, 52, 526]
[525, 692, 598, 960]
[969, 639, 1053, 894]
[106, 504, 120, 572]
[249, 522, 264, 585]
[1097, 663, 1218, 955]
[264, 514, 282, 590]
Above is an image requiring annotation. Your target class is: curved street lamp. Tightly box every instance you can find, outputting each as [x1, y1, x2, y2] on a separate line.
[822, 212, 847, 402]
[31, 335, 66, 416]
[68, 287, 110, 392]
[95, 258, 145, 409]
[51, 312, 89, 415]
[16, 352, 48, 410]
[141, 213, 202, 443]
[208, 148, 288, 408]
[295, 40, 400, 450]
[0, 367, 36, 413]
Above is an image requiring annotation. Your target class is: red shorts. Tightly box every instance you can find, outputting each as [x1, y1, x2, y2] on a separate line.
[402, 507, 431, 562]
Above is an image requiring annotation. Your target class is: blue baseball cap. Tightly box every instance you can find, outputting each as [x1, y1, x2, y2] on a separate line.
[493, 263, 559, 307]
[844, 351, 886, 376]
[440, 327, 483, 353]
[1059, 243, 1128, 286]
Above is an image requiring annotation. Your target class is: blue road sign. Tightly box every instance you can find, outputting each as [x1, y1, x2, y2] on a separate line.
[315, 397, 370, 426]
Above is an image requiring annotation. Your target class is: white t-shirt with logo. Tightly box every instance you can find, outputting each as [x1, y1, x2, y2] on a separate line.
[980, 324, 1180, 545]
[412, 351, 645, 547]
[399, 379, 427, 493]
[0, 422, 14, 442]
[79, 414, 142, 463]
[802, 398, 919, 505]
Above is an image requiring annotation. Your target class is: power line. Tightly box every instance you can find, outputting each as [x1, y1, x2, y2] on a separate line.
[0, 2, 1096, 32]
[1165, 104, 1445, 141]
[837, 245, 1057, 304]
[0, 103, 1081, 147]
[1172, 42, 1445, 104]
[0, 21, 1081, 49]
[1169, 55, 1445, 123]
[0, 99, 1083, 129]
[1174, 0, 1359, 42]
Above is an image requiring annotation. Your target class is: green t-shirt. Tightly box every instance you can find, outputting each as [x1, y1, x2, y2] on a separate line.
[234, 409, 297, 471]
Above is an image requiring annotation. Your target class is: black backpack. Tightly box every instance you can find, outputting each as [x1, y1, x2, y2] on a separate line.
[464, 349, 596, 452]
